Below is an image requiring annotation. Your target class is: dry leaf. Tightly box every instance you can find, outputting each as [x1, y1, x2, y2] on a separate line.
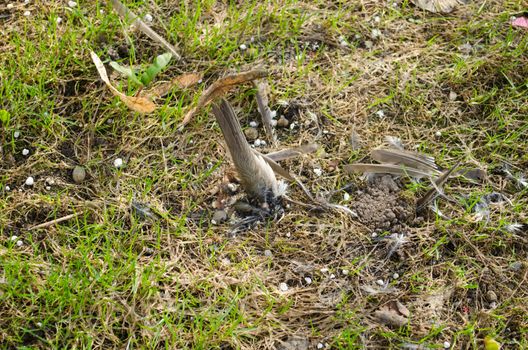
[90, 51, 156, 113]
[110, 0, 180, 60]
[180, 69, 268, 128]
[374, 307, 408, 328]
[254, 80, 276, 144]
[145, 72, 203, 99]
[412, 0, 463, 13]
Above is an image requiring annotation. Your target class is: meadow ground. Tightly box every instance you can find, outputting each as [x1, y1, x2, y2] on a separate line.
[1, 0, 527, 349]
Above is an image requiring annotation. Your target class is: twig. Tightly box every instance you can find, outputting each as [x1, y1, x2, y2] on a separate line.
[29, 213, 81, 230]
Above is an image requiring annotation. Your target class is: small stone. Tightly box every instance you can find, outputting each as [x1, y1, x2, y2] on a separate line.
[486, 290, 498, 302]
[23, 10, 30, 16]
[249, 121, 258, 128]
[10, 235, 18, 241]
[289, 121, 297, 130]
[22, 148, 29, 156]
[313, 168, 323, 177]
[36, 322, 42, 327]
[239, 44, 247, 50]
[144, 13, 153, 22]
[45, 186, 51, 190]
[226, 183, 238, 192]
[449, 91, 457, 101]
[277, 116, 289, 128]
[13, 131, 20, 138]
[264, 249, 272, 257]
[279, 282, 288, 292]
[212, 210, 227, 224]
[443, 341, 451, 349]
[392, 273, 400, 279]
[343, 192, 351, 201]
[244, 127, 259, 141]
[260, 140, 267, 146]
[354, 33, 362, 39]
[285, 232, 291, 238]
[317, 343, 324, 349]
[320, 267, 329, 273]
[25, 177, 34, 186]
[330, 274, 336, 279]
[435, 131, 442, 137]
[56, 17, 62, 24]
[7, 3, 14, 9]
[342, 269, 349, 275]
[376, 279, 384, 286]
[304, 276, 312, 284]
[375, 110, 385, 118]
[16, 240, 23, 247]
[67, 1, 77, 8]
[113, 158, 124, 168]
[72, 166, 86, 184]
[510, 261, 523, 271]
[253, 139, 262, 147]
[364, 40, 374, 49]
[5, 186, 10, 191]
[374, 16, 381, 23]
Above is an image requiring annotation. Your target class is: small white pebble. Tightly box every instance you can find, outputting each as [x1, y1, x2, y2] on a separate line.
[18, 188, 22, 192]
[285, 232, 291, 238]
[320, 267, 329, 273]
[24, 0, 30, 3]
[45, 186, 51, 190]
[371, 29, 382, 38]
[13, 131, 20, 138]
[449, 91, 458, 101]
[99, 9, 104, 14]
[372, 232, 378, 238]
[270, 110, 277, 119]
[16, 240, 23, 247]
[435, 131, 442, 137]
[375, 110, 385, 118]
[23, 10, 31, 16]
[393, 273, 400, 279]
[253, 139, 262, 147]
[354, 33, 362, 39]
[376, 279, 385, 286]
[113, 158, 124, 168]
[239, 43, 247, 50]
[264, 249, 272, 257]
[339, 40, 348, 47]
[289, 121, 297, 130]
[279, 282, 288, 292]
[67, 1, 77, 8]
[317, 343, 324, 349]
[5, 186, 10, 191]
[56, 17, 62, 23]
[343, 192, 351, 201]
[10, 235, 18, 241]
[374, 16, 381, 23]
[443, 341, 451, 349]
[330, 274, 336, 279]
[7, 3, 14, 9]
[313, 168, 323, 177]
[25, 177, 34, 186]
[342, 269, 349, 275]
[260, 140, 267, 146]
[22, 148, 29, 156]
[227, 183, 238, 192]
[304, 276, 312, 284]
[365, 40, 374, 49]
[144, 13, 153, 22]
[211, 219, 217, 225]
[249, 121, 258, 128]
[36, 322, 42, 327]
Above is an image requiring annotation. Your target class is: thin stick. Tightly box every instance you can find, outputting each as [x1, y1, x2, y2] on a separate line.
[29, 213, 81, 230]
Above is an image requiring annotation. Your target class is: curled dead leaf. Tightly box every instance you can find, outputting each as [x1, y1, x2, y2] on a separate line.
[179, 69, 268, 128]
[374, 307, 408, 328]
[90, 51, 156, 114]
[145, 72, 203, 99]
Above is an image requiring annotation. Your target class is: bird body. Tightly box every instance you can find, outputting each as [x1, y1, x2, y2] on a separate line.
[212, 99, 279, 205]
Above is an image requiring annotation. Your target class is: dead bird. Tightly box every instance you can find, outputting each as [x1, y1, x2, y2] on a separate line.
[211, 99, 286, 228]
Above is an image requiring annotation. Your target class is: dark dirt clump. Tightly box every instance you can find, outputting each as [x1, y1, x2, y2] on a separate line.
[351, 175, 414, 232]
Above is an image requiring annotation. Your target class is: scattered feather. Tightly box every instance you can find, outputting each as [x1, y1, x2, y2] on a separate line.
[265, 143, 319, 162]
[344, 163, 434, 179]
[254, 80, 276, 144]
[384, 136, 405, 150]
[371, 149, 439, 173]
[412, 0, 463, 13]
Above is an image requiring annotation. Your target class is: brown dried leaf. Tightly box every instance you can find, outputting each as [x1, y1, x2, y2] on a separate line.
[145, 72, 203, 99]
[412, 0, 462, 13]
[374, 306, 408, 328]
[180, 69, 268, 128]
[90, 51, 156, 114]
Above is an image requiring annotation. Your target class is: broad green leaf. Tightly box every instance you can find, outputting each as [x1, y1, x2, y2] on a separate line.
[140, 52, 172, 86]
[109, 61, 142, 86]
[0, 110, 10, 125]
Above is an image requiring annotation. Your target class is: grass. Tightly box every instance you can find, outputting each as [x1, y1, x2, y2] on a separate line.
[1, 0, 527, 348]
